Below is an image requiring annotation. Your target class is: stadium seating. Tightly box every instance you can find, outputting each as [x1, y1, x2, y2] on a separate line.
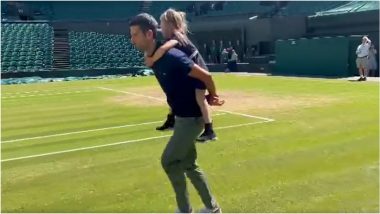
[1, 23, 53, 73]
[68, 31, 144, 69]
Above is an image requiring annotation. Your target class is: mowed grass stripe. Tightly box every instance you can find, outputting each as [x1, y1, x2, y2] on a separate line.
[2, 113, 258, 146]
[1, 90, 97, 99]
[1, 75, 378, 212]
[2, 120, 164, 144]
[1, 114, 262, 160]
[2, 128, 376, 212]
[203, 136, 377, 212]
[1, 87, 167, 139]
[1, 112, 166, 142]
[2, 106, 165, 135]
[1, 93, 121, 114]
[1, 123, 166, 158]
[2, 105, 166, 127]
[1, 91, 111, 116]
[223, 165, 377, 212]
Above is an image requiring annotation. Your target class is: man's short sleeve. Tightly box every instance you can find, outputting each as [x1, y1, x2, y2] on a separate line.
[167, 49, 206, 90]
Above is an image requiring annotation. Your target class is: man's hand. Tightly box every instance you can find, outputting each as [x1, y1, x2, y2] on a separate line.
[206, 94, 225, 106]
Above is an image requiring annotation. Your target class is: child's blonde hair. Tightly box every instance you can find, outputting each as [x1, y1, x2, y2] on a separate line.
[160, 8, 189, 35]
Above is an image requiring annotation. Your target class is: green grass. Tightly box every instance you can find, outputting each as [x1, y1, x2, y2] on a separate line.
[1, 74, 379, 212]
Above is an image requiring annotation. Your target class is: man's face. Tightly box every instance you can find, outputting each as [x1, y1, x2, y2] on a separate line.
[130, 26, 151, 51]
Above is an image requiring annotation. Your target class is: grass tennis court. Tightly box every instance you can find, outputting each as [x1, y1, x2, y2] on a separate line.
[1, 74, 379, 212]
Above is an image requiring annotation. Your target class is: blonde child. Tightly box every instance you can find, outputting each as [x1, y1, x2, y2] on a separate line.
[146, 8, 220, 142]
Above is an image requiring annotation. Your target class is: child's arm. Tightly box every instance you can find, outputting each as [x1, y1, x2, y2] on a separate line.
[145, 39, 179, 67]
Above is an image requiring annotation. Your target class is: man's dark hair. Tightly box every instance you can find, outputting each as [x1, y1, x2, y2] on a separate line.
[129, 13, 158, 38]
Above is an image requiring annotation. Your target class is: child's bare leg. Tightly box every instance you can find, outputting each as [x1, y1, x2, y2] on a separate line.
[196, 89, 212, 124]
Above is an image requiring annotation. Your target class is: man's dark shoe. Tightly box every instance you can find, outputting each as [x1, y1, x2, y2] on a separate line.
[156, 121, 174, 131]
[196, 131, 217, 143]
[156, 114, 175, 131]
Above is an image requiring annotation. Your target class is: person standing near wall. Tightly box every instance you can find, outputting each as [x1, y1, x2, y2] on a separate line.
[210, 40, 217, 63]
[356, 36, 371, 81]
[217, 40, 224, 64]
[221, 48, 228, 64]
[201, 43, 209, 63]
[225, 49, 238, 72]
[236, 40, 244, 62]
[227, 41, 232, 49]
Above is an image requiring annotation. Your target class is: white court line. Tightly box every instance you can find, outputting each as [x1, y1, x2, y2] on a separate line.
[215, 120, 272, 130]
[1, 87, 275, 162]
[97, 87, 275, 121]
[2, 88, 96, 96]
[1, 135, 171, 163]
[2, 90, 96, 99]
[2, 90, 54, 95]
[97, 87, 165, 102]
[3, 90, 45, 95]
[1, 113, 227, 144]
[1, 121, 163, 143]
[217, 110, 274, 122]
[1, 120, 272, 163]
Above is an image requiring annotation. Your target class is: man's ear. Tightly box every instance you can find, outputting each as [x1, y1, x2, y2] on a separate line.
[146, 29, 154, 39]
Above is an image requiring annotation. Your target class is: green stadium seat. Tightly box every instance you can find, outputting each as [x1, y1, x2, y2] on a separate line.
[1, 23, 53, 73]
[68, 31, 145, 69]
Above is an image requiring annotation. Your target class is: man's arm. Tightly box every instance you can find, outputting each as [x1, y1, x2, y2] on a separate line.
[169, 49, 224, 105]
[188, 64, 216, 95]
[188, 64, 224, 106]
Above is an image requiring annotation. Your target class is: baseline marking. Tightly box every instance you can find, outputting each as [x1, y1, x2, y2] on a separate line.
[1, 135, 171, 162]
[2, 88, 96, 95]
[97, 87, 275, 121]
[2, 89, 97, 99]
[1, 113, 227, 143]
[1, 121, 163, 143]
[1, 87, 275, 162]
[1, 120, 272, 163]
[97, 87, 164, 102]
[217, 110, 274, 122]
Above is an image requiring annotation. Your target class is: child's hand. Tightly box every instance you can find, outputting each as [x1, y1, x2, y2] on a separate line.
[145, 56, 155, 67]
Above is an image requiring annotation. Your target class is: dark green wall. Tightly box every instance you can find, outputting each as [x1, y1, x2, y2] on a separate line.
[275, 36, 352, 76]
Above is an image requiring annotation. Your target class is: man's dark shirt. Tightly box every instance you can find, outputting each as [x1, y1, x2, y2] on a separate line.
[151, 42, 205, 117]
